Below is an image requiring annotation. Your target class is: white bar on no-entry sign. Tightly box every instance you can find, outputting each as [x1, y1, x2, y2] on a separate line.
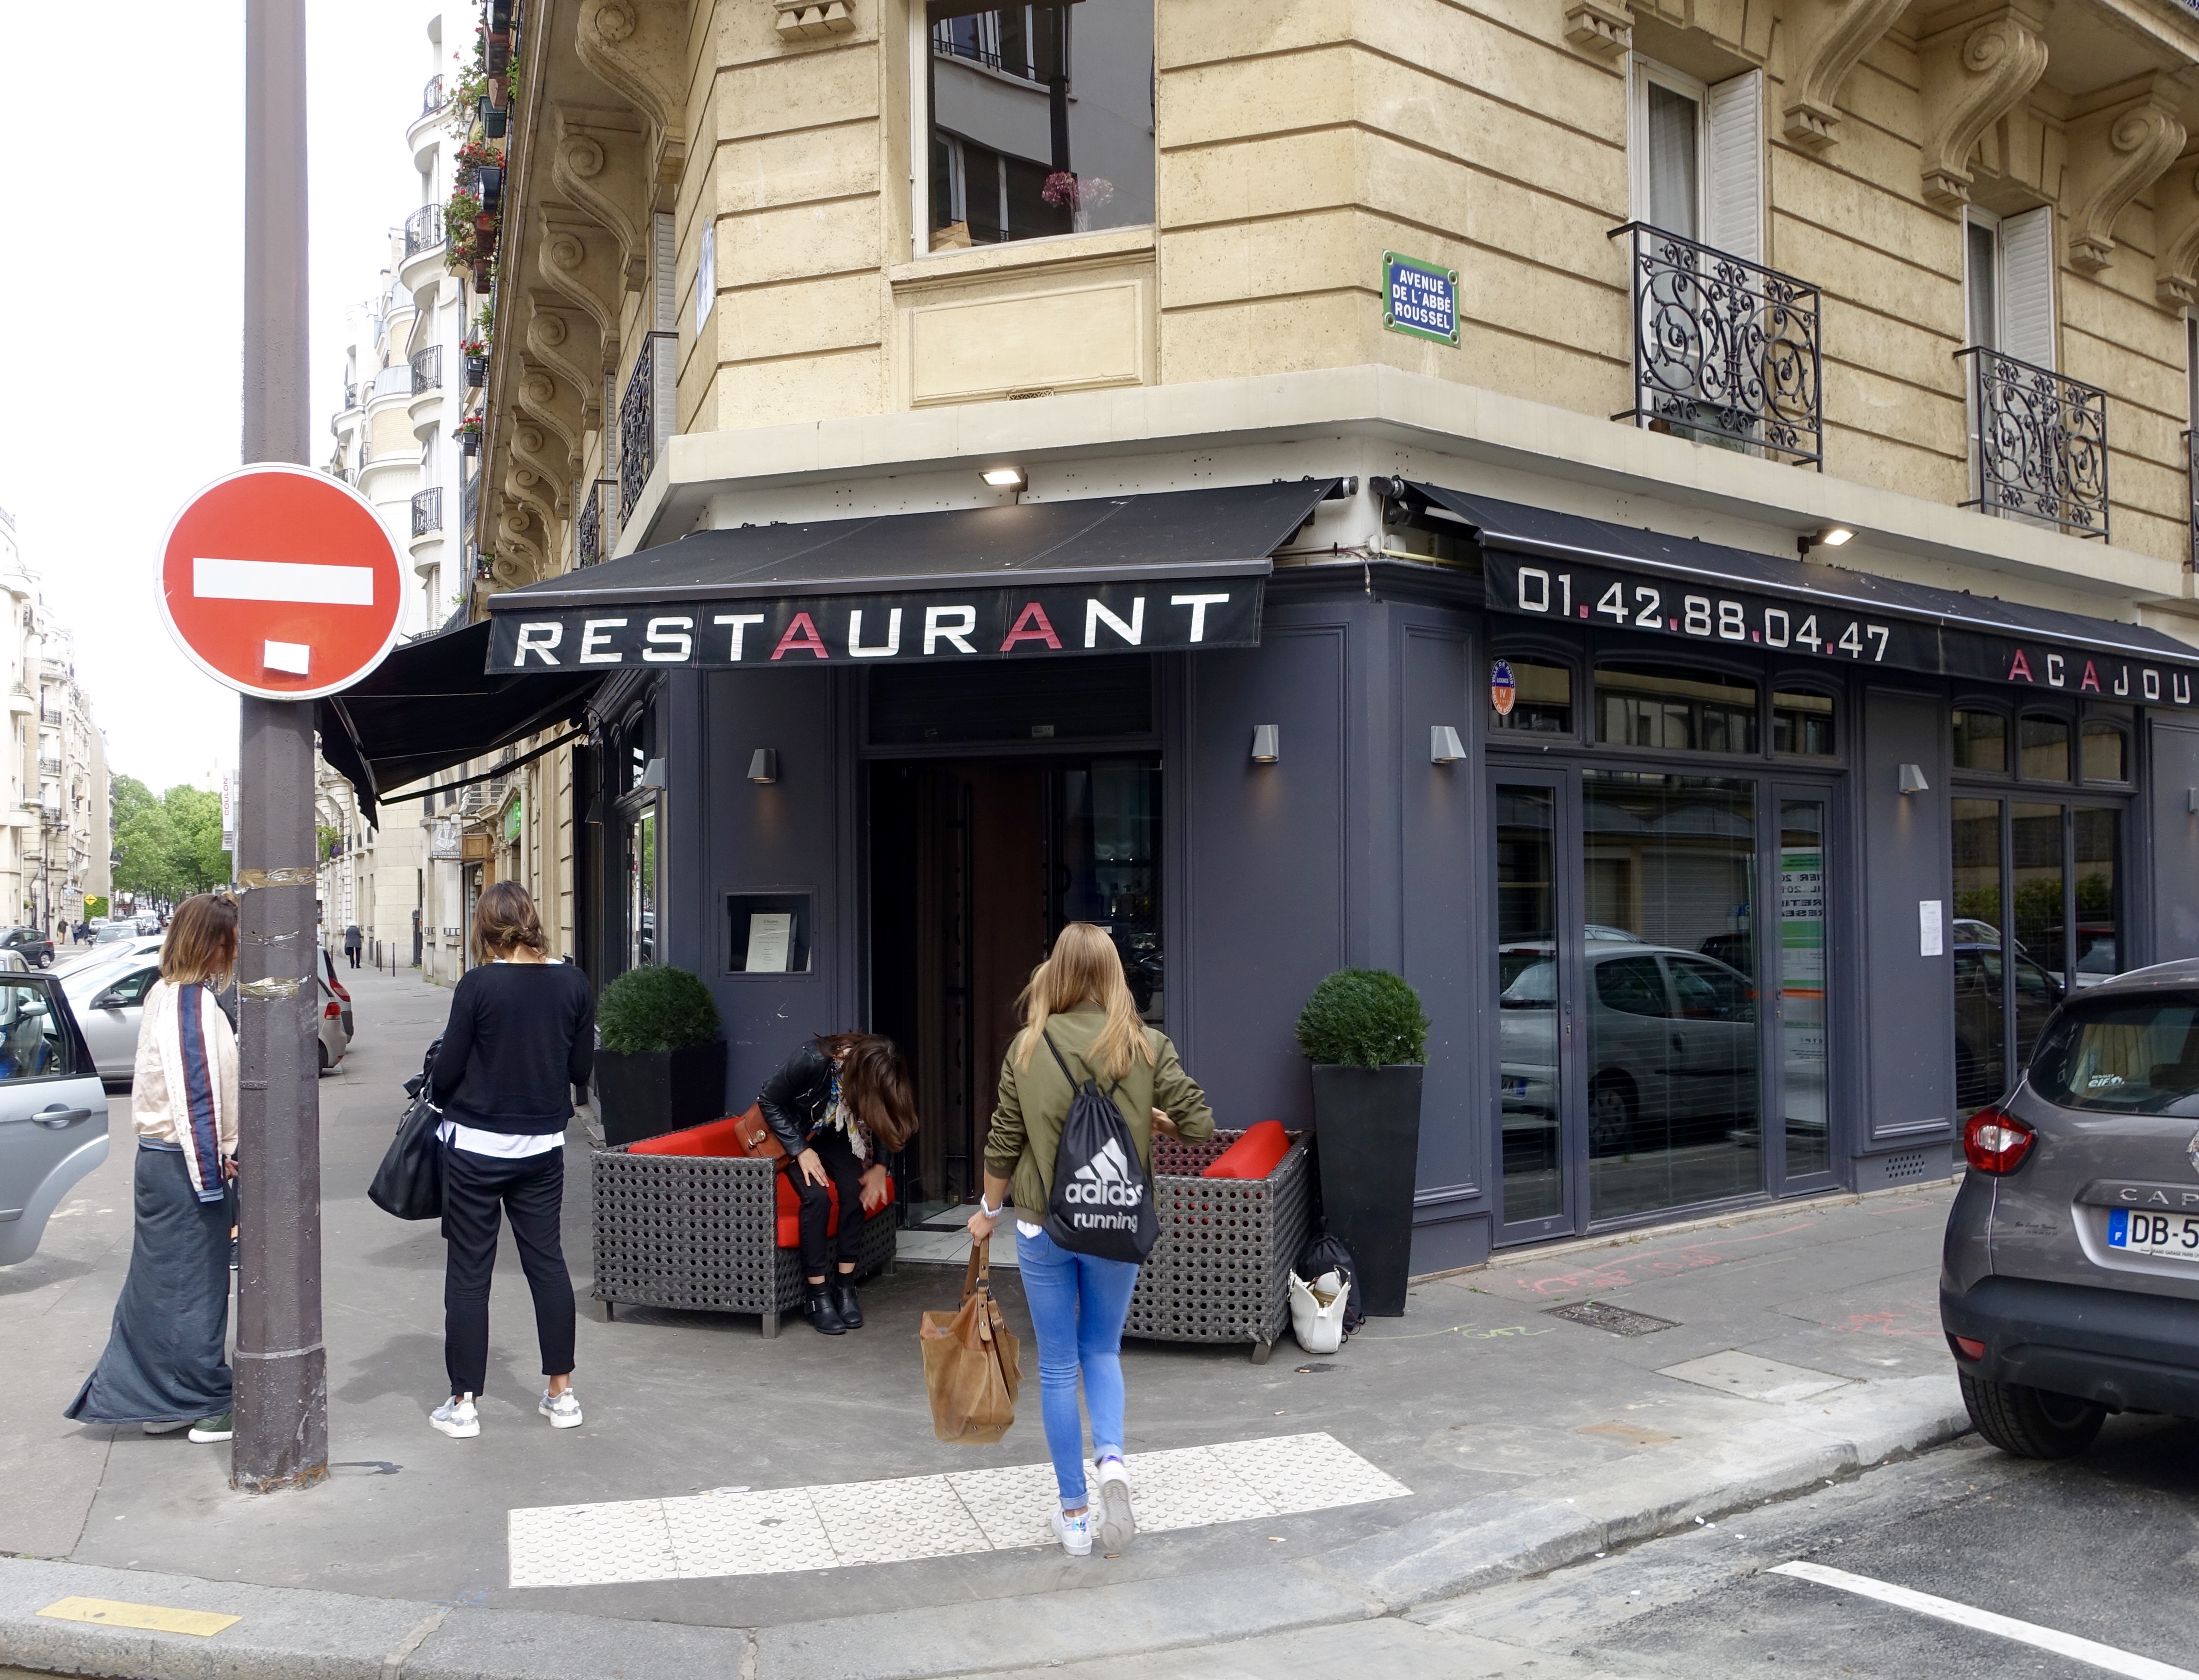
[194, 556, 375, 606]
[262, 641, 311, 675]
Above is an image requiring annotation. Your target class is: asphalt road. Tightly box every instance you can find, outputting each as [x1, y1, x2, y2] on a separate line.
[992, 1410, 2199, 1680]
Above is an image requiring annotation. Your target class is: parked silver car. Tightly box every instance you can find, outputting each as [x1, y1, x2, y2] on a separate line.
[0, 972, 109, 1266]
[1941, 958, 2199, 1458]
[63, 958, 163, 1083]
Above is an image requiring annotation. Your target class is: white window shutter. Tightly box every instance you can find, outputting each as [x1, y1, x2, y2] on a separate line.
[1705, 71, 1763, 264]
[1999, 206, 2056, 370]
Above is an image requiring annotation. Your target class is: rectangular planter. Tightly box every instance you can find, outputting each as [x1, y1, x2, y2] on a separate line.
[1123, 1130, 1312, 1363]
[595, 1039, 727, 1148]
[1309, 1063, 1423, 1317]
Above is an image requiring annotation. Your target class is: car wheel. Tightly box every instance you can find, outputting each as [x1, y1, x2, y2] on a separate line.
[317, 1041, 330, 1075]
[1589, 1074, 1635, 1154]
[1959, 1370, 2106, 1459]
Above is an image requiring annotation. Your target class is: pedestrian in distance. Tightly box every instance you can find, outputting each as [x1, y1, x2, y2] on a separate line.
[755, 1031, 918, 1334]
[966, 922, 1215, 1558]
[64, 892, 242, 1444]
[425, 881, 595, 1440]
[343, 921, 362, 970]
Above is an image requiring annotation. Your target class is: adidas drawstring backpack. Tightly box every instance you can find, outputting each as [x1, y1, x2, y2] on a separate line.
[1039, 1028, 1161, 1263]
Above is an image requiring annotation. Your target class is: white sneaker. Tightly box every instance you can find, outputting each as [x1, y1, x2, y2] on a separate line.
[430, 1395, 480, 1439]
[1050, 1506, 1092, 1557]
[539, 1389, 582, 1429]
[1096, 1456, 1136, 1552]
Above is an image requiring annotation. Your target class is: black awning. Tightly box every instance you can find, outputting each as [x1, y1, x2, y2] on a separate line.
[480, 480, 1339, 672]
[317, 621, 602, 822]
[1408, 483, 2199, 703]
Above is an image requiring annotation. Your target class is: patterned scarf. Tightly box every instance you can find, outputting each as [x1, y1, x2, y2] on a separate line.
[821, 1061, 872, 1164]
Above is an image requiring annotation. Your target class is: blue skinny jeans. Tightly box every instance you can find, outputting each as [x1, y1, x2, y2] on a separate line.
[1015, 1225, 1139, 1509]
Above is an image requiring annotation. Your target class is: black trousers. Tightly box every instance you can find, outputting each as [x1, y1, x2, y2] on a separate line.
[442, 1143, 575, 1397]
[790, 1126, 867, 1277]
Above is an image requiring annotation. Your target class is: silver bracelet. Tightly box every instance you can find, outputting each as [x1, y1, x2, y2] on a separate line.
[980, 1195, 1004, 1218]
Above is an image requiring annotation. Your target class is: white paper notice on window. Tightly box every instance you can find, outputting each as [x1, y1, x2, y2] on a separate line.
[745, 912, 793, 974]
[1919, 899, 1944, 958]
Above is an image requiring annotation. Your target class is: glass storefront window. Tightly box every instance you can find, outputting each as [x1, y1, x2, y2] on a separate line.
[2019, 714, 2071, 782]
[1495, 785, 1562, 1226]
[1490, 657, 1573, 735]
[2011, 801, 2066, 978]
[2081, 719, 2129, 784]
[925, 2, 1154, 252]
[1951, 798, 2005, 1117]
[1778, 800, 1829, 1177]
[625, 802, 658, 970]
[1051, 760, 1162, 1022]
[1581, 772, 1759, 1220]
[1952, 709, 2007, 773]
[2074, 807, 2121, 988]
[1772, 691, 1835, 757]
[1595, 664, 1759, 755]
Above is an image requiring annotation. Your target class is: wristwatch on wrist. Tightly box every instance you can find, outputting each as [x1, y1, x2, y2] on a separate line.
[979, 1195, 1003, 1218]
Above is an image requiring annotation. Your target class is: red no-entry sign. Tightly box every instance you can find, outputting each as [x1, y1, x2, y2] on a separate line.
[158, 463, 405, 700]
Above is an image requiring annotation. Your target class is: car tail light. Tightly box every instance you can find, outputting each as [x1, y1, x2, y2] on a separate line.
[1948, 1335, 1987, 1361]
[1962, 1106, 2034, 1174]
[328, 974, 350, 1002]
[324, 998, 341, 1020]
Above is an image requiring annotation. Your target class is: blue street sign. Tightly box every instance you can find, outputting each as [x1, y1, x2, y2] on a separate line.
[1384, 251, 1460, 346]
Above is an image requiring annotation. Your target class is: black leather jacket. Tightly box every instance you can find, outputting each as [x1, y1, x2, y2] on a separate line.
[756, 1042, 836, 1159]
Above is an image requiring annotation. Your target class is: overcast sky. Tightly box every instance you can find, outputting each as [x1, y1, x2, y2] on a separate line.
[0, 2, 432, 793]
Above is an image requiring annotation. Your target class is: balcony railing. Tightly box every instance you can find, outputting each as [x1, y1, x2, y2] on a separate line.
[411, 345, 442, 395]
[422, 74, 443, 116]
[576, 479, 619, 566]
[343, 381, 358, 412]
[404, 203, 442, 259]
[1610, 222, 1823, 471]
[412, 486, 443, 538]
[1956, 346, 2109, 539]
[619, 332, 677, 520]
[461, 466, 480, 538]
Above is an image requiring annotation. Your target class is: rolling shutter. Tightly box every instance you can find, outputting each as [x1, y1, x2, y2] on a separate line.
[1705, 70, 1764, 265]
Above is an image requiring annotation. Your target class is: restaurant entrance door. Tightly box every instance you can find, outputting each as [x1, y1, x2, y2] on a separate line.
[869, 755, 1162, 1226]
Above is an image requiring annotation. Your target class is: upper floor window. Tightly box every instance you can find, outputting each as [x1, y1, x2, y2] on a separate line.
[1627, 57, 1761, 263]
[922, 2, 1153, 254]
[1964, 207, 2055, 370]
[1596, 661, 1758, 754]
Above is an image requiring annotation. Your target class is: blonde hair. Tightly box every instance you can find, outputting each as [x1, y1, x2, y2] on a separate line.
[1013, 923, 1154, 1083]
[160, 894, 239, 987]
[473, 880, 548, 964]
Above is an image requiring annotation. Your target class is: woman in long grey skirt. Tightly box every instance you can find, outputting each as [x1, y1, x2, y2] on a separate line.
[66, 893, 241, 1443]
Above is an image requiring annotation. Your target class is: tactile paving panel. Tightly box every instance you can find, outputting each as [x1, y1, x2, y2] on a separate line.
[508, 1432, 1409, 1587]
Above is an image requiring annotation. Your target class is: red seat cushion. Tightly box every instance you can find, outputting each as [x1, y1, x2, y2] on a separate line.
[774, 1170, 896, 1248]
[1201, 1119, 1291, 1181]
[627, 1113, 750, 1157]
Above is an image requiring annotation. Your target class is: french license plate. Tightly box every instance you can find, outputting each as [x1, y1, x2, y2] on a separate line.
[2107, 1208, 2199, 1260]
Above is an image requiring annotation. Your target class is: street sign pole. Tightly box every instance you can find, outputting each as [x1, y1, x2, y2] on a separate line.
[235, 0, 327, 1494]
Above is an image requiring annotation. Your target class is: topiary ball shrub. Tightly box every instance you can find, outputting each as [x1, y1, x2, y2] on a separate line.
[597, 965, 721, 1055]
[1294, 968, 1429, 1068]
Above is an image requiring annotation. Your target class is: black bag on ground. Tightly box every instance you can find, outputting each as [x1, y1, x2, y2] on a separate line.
[371, 1038, 445, 1221]
[1295, 1232, 1365, 1340]
[1039, 1030, 1160, 1263]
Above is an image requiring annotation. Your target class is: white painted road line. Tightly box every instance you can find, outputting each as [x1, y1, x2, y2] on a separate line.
[192, 556, 376, 605]
[507, 1432, 1410, 1589]
[1770, 1562, 2199, 1680]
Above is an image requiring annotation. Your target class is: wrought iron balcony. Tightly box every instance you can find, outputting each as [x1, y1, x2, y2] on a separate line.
[1956, 347, 2109, 539]
[422, 75, 443, 116]
[404, 203, 442, 259]
[412, 486, 443, 538]
[461, 467, 480, 539]
[1610, 222, 1823, 471]
[576, 479, 619, 566]
[343, 381, 359, 412]
[620, 332, 677, 520]
[411, 345, 442, 396]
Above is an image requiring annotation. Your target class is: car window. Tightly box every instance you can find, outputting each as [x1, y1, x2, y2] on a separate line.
[1500, 958, 1555, 1008]
[2032, 995, 2199, 1113]
[1596, 956, 1670, 1017]
[105, 967, 159, 1008]
[1670, 957, 1755, 1022]
[0, 979, 76, 1080]
[2014, 958, 2056, 1000]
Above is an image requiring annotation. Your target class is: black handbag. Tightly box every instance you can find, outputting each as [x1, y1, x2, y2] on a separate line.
[370, 1042, 445, 1221]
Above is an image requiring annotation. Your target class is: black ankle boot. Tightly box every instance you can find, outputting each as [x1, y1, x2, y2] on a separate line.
[833, 1277, 863, 1329]
[804, 1281, 847, 1335]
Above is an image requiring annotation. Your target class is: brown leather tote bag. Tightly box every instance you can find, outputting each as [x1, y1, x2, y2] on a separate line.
[919, 1245, 1022, 1445]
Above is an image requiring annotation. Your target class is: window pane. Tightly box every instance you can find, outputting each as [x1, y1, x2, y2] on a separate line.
[1491, 657, 1573, 735]
[1496, 785, 1561, 1226]
[1772, 691, 1834, 756]
[1952, 709, 2007, 773]
[2081, 720, 2128, 783]
[1596, 663, 1758, 754]
[2031, 995, 2199, 1113]
[2012, 800, 2065, 1025]
[2019, 714, 2070, 782]
[1951, 797, 2005, 1118]
[1646, 82, 1700, 240]
[0, 979, 73, 1079]
[1778, 801, 1829, 1176]
[927, 3, 1154, 252]
[1966, 218, 1998, 350]
[1583, 772, 1758, 1220]
[2075, 807, 2121, 989]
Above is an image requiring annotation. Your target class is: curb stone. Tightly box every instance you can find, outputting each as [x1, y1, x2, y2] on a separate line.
[0, 1378, 1969, 1680]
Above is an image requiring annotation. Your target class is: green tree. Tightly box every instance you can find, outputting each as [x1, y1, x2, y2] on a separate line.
[111, 778, 231, 902]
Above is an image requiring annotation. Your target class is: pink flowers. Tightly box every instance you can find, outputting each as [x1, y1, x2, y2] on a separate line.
[1041, 171, 1114, 212]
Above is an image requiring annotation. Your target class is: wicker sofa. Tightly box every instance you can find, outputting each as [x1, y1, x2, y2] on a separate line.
[591, 1146, 896, 1337]
[1124, 1129, 1312, 1363]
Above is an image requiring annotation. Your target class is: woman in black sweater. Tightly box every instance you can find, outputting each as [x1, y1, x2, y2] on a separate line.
[757, 1033, 918, 1333]
[425, 882, 595, 1440]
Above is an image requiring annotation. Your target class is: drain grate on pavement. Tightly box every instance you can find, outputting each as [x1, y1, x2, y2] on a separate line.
[1543, 1300, 1679, 1337]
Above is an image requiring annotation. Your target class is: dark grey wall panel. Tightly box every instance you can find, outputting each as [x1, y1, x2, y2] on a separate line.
[1860, 685, 1954, 1145]
[2150, 720, 2199, 961]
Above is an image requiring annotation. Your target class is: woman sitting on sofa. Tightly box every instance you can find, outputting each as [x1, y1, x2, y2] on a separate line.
[756, 1033, 918, 1334]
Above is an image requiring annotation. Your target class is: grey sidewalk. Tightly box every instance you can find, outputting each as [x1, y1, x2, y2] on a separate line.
[1, 961, 1971, 1678]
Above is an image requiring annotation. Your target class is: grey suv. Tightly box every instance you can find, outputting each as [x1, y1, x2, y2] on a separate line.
[1941, 959, 2199, 1458]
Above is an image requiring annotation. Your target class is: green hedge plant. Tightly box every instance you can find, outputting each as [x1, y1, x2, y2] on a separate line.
[1294, 969, 1429, 1068]
[597, 965, 721, 1055]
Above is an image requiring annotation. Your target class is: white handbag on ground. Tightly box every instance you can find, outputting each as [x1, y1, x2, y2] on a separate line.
[1289, 1267, 1351, 1354]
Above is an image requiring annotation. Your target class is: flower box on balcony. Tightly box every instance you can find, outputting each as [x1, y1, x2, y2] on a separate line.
[485, 33, 509, 76]
[458, 431, 481, 458]
[478, 96, 507, 138]
[465, 355, 488, 389]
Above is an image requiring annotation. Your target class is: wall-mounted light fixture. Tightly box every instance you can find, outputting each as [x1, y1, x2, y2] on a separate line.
[639, 757, 667, 791]
[748, 748, 778, 784]
[1250, 725, 1280, 764]
[2187, 788, 2197, 813]
[1798, 524, 1856, 558]
[1898, 762, 1928, 795]
[981, 466, 1026, 490]
[1430, 725, 1466, 764]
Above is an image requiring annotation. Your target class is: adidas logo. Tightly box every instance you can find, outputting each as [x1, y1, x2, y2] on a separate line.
[1065, 1138, 1144, 1209]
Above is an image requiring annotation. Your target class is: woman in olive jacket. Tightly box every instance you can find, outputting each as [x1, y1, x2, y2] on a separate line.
[967, 922, 1214, 1558]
